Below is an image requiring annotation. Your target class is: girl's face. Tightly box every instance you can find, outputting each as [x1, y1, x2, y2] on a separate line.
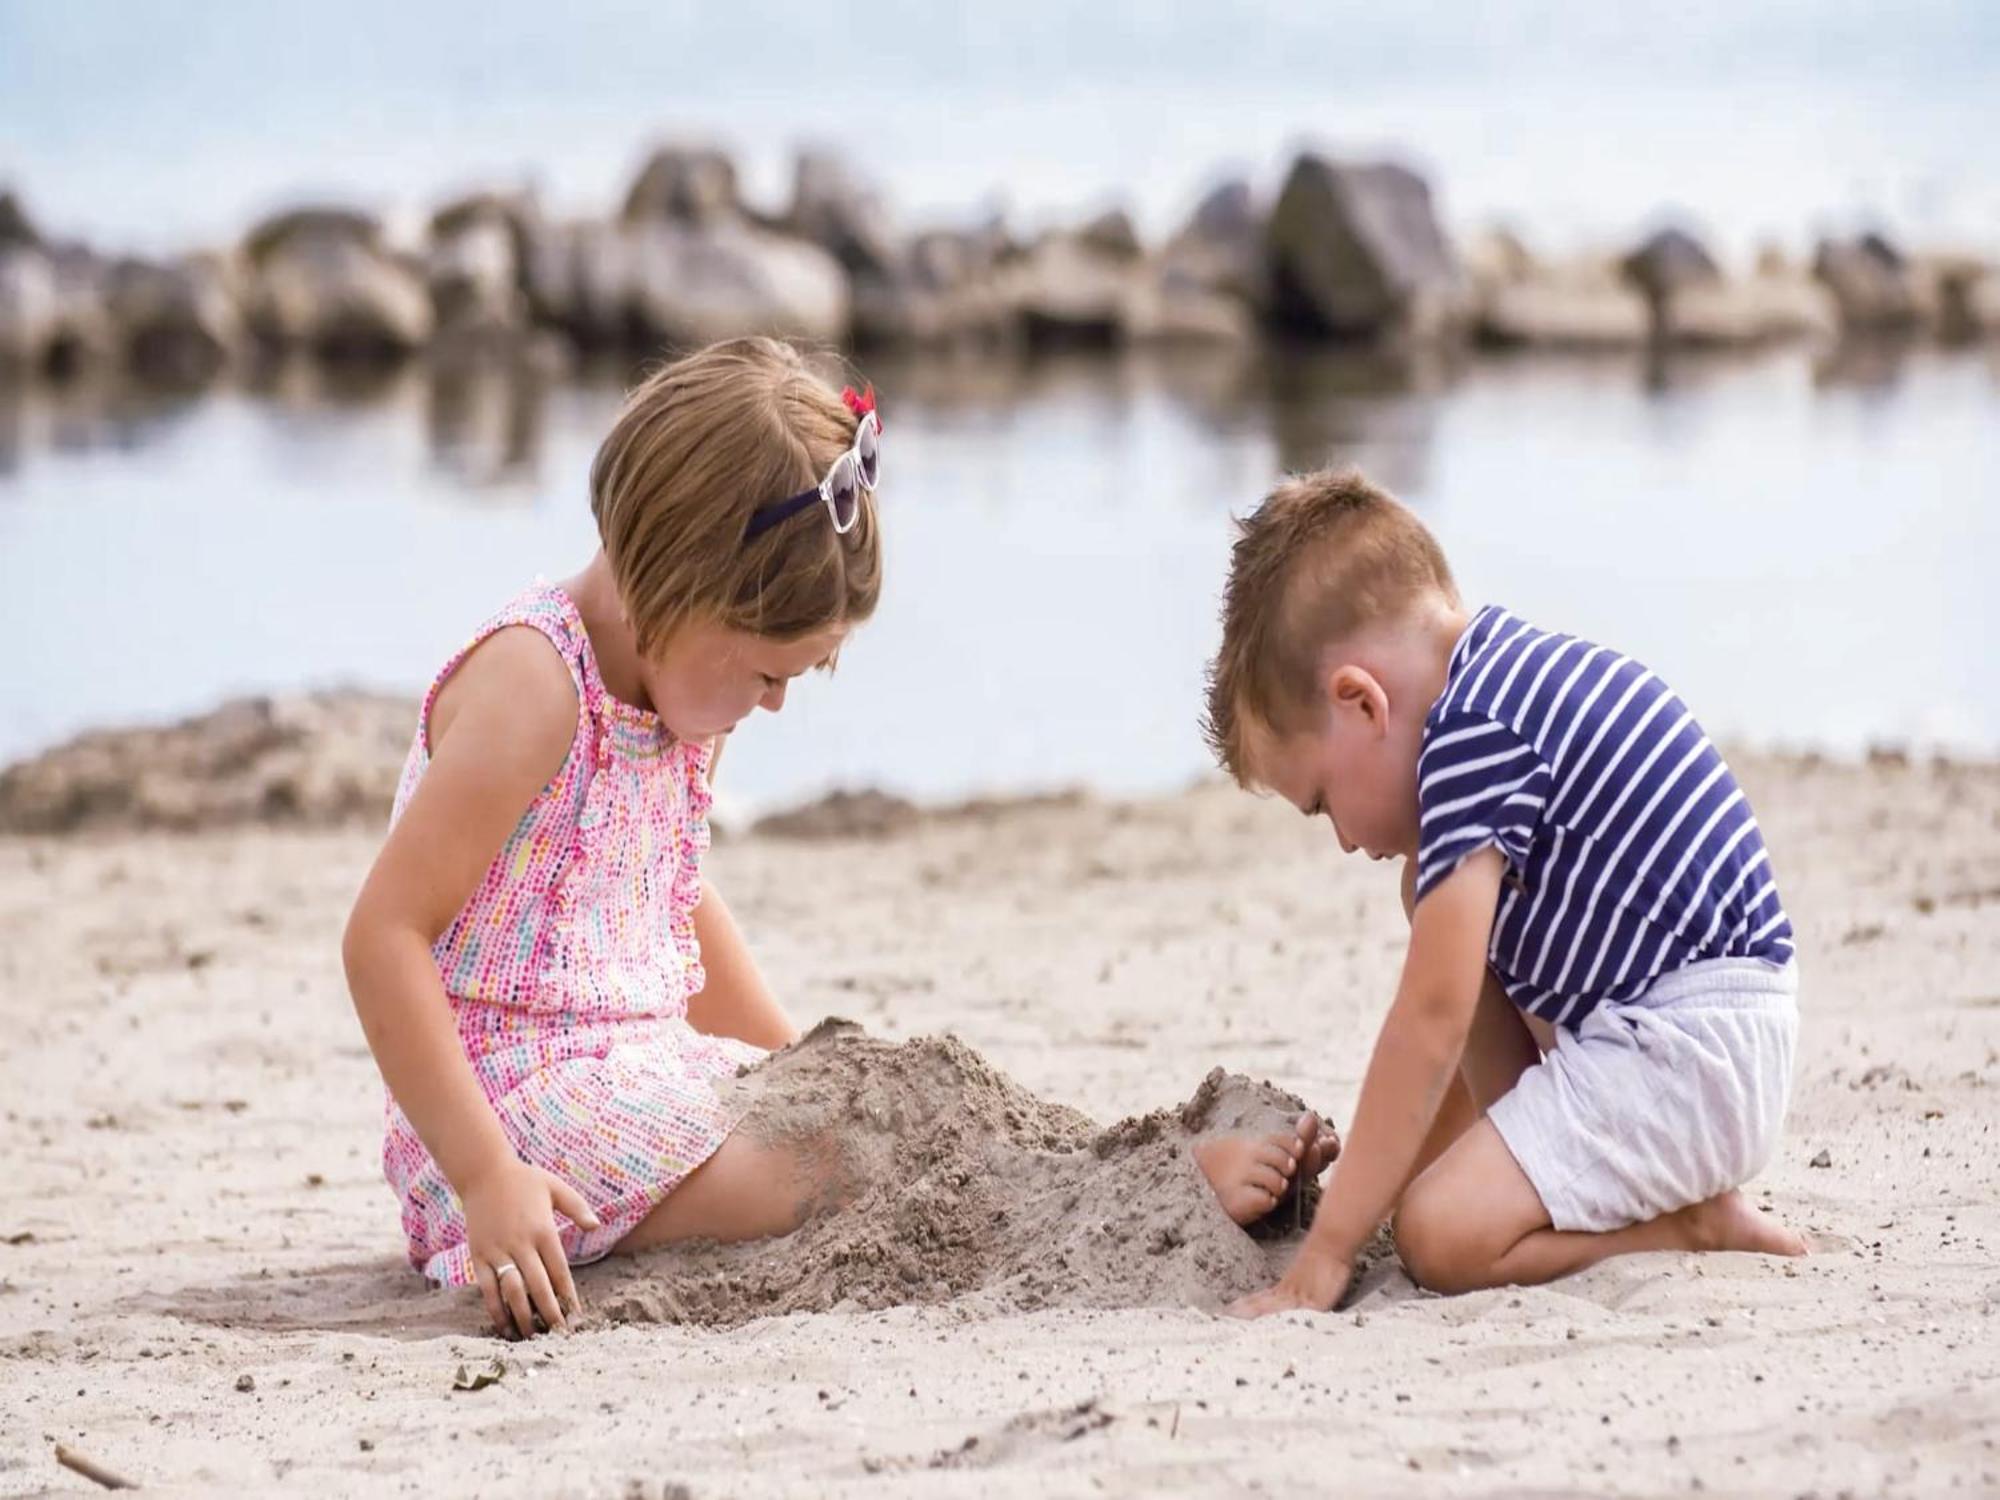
[639, 617, 851, 741]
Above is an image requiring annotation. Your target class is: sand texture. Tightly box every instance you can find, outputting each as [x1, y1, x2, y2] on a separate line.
[2, 746, 1998, 1496]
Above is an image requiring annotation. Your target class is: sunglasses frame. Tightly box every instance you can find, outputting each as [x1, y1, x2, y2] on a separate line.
[743, 409, 881, 542]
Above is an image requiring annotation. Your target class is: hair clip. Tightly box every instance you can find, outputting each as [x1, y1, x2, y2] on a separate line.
[842, 384, 880, 428]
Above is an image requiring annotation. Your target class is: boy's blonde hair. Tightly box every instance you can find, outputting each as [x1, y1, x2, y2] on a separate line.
[589, 337, 882, 654]
[1203, 469, 1458, 782]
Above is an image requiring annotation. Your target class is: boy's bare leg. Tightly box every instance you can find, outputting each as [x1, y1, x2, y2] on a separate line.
[1393, 1117, 1806, 1293]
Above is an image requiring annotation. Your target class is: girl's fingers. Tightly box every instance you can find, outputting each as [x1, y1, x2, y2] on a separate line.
[540, 1229, 583, 1318]
[472, 1260, 509, 1339]
[496, 1255, 537, 1339]
[541, 1172, 602, 1233]
[520, 1248, 567, 1334]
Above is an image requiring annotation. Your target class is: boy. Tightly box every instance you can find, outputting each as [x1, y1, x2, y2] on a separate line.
[1206, 470, 1805, 1316]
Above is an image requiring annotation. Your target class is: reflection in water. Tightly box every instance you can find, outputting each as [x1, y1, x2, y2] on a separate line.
[6, 338, 1992, 505]
[2, 341, 1996, 805]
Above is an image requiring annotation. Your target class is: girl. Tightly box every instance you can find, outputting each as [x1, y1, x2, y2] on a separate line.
[343, 337, 1324, 1341]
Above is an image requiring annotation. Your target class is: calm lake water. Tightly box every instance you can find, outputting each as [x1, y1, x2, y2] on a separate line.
[3, 344, 1996, 813]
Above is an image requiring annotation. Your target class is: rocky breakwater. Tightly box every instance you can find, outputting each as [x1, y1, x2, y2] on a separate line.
[5, 146, 1999, 394]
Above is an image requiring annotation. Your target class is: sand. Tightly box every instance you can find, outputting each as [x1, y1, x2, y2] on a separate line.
[2, 729, 1998, 1496]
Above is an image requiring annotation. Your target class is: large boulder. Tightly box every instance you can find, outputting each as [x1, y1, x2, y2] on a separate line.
[626, 221, 850, 346]
[242, 207, 432, 357]
[1475, 257, 1651, 350]
[993, 231, 1143, 348]
[1161, 178, 1269, 312]
[0, 243, 61, 372]
[1813, 234, 1921, 335]
[1264, 155, 1465, 342]
[1916, 253, 2000, 344]
[786, 151, 900, 279]
[102, 252, 241, 385]
[622, 145, 741, 227]
[1620, 227, 1720, 303]
[427, 192, 533, 339]
[0, 190, 41, 251]
[849, 222, 1013, 347]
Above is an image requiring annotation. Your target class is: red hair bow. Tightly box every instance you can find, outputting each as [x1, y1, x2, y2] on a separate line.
[842, 383, 880, 428]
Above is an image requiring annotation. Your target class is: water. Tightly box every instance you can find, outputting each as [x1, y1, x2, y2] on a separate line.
[4, 344, 1996, 814]
[3, 1, 1996, 261]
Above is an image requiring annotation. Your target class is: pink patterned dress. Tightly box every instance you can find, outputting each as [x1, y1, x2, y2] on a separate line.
[381, 582, 764, 1285]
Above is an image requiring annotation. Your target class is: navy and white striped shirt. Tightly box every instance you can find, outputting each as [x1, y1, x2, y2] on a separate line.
[1414, 605, 1793, 1029]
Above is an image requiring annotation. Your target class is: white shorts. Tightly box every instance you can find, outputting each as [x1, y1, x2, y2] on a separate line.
[1488, 956, 1800, 1233]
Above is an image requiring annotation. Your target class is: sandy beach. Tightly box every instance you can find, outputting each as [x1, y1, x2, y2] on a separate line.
[2, 745, 1998, 1497]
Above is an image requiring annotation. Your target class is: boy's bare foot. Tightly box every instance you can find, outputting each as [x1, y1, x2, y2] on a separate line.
[1194, 1112, 1340, 1226]
[1678, 1189, 1808, 1257]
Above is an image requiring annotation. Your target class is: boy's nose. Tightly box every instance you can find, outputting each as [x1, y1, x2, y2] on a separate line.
[1335, 826, 1357, 855]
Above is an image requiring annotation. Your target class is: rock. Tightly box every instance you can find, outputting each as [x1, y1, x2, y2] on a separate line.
[1475, 260, 1651, 349]
[0, 692, 414, 835]
[1264, 155, 1465, 342]
[0, 243, 61, 372]
[427, 192, 533, 339]
[786, 151, 900, 279]
[1813, 234, 1921, 335]
[995, 232, 1141, 348]
[1076, 207, 1144, 263]
[0, 190, 41, 250]
[849, 222, 1013, 348]
[1620, 226, 1721, 303]
[622, 145, 741, 227]
[1917, 253, 1999, 344]
[628, 222, 850, 347]
[1128, 266, 1257, 345]
[525, 219, 640, 348]
[242, 207, 432, 358]
[1160, 178, 1268, 312]
[1664, 270, 1837, 345]
[102, 253, 240, 385]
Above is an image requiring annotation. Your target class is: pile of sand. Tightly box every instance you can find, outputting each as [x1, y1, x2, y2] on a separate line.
[587, 1021, 1332, 1328]
[0, 692, 415, 834]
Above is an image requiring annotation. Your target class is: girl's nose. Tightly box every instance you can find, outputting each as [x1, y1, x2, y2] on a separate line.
[760, 680, 788, 713]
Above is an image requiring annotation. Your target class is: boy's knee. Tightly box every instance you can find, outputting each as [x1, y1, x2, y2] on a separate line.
[1393, 1186, 1483, 1295]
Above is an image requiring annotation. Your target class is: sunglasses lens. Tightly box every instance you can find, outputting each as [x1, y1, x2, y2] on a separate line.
[855, 415, 880, 488]
[828, 459, 858, 531]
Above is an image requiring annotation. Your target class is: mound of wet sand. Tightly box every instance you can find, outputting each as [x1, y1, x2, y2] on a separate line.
[0, 692, 415, 834]
[587, 1020, 1334, 1328]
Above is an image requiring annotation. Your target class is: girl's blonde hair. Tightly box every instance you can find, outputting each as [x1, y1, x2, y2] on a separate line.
[589, 337, 883, 654]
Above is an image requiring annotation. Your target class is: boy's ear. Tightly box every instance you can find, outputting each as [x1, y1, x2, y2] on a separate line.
[1328, 663, 1390, 730]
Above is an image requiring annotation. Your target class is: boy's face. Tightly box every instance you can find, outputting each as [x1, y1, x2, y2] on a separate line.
[1241, 668, 1423, 862]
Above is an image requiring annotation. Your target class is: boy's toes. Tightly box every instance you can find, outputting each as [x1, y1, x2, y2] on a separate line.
[1256, 1137, 1299, 1178]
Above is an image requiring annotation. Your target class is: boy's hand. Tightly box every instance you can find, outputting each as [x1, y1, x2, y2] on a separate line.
[462, 1159, 600, 1339]
[1226, 1242, 1352, 1318]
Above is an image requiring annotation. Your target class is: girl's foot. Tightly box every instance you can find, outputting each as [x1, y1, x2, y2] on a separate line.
[1194, 1112, 1339, 1226]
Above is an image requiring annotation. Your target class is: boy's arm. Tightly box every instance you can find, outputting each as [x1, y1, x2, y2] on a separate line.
[1231, 846, 1506, 1317]
[687, 880, 801, 1050]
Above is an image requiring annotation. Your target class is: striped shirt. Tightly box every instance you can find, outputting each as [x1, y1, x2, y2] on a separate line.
[1414, 605, 1793, 1029]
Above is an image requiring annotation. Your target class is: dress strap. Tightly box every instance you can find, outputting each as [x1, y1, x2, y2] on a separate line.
[417, 582, 592, 762]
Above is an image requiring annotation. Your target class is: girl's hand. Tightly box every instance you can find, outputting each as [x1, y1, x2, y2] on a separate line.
[462, 1159, 601, 1339]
